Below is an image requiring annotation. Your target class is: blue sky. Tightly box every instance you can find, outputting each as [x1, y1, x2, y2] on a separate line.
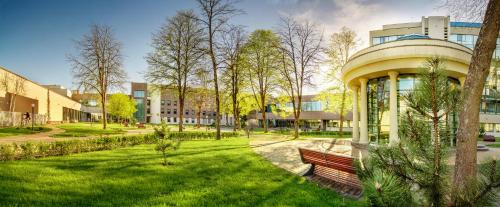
[0, 0, 446, 93]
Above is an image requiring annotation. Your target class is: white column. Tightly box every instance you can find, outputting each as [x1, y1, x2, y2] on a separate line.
[388, 71, 399, 145]
[359, 78, 369, 144]
[351, 86, 360, 143]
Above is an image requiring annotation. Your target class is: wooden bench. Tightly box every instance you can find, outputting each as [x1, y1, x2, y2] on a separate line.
[298, 148, 362, 198]
[137, 123, 146, 129]
[483, 135, 496, 142]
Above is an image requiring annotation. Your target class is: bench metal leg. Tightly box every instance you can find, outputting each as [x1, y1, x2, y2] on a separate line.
[302, 164, 315, 176]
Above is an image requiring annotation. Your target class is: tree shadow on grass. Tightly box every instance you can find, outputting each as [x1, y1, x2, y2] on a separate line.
[0, 140, 360, 207]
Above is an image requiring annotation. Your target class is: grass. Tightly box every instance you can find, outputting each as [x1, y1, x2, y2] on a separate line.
[52, 122, 140, 138]
[0, 138, 362, 206]
[487, 143, 500, 148]
[0, 126, 51, 138]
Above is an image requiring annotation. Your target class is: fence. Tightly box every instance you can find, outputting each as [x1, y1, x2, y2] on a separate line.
[0, 111, 47, 127]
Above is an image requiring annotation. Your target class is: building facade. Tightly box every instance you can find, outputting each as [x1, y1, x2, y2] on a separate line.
[0, 66, 92, 124]
[131, 82, 234, 126]
[249, 95, 353, 131]
[343, 16, 500, 145]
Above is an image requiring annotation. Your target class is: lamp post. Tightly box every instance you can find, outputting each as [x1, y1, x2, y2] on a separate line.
[31, 103, 35, 131]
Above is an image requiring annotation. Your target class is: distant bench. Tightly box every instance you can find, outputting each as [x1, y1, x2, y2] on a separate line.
[298, 148, 362, 198]
[137, 123, 146, 129]
[483, 135, 496, 142]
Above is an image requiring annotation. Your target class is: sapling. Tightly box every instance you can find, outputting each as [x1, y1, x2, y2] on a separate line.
[154, 122, 181, 166]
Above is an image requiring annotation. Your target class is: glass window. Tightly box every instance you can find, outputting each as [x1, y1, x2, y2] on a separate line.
[185, 110, 189, 115]
[484, 123, 495, 132]
[161, 100, 165, 105]
[167, 100, 171, 106]
[87, 99, 97, 107]
[173, 109, 177, 114]
[398, 76, 414, 91]
[133, 90, 145, 98]
[133, 98, 145, 122]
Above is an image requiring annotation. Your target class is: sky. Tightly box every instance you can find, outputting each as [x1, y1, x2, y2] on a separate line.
[0, 0, 449, 94]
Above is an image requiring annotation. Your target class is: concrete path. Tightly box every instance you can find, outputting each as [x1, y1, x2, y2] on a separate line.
[250, 136, 354, 174]
[250, 136, 500, 176]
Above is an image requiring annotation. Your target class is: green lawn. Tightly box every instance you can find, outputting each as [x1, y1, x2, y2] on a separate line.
[487, 143, 500, 148]
[52, 122, 139, 137]
[0, 138, 361, 206]
[0, 126, 51, 138]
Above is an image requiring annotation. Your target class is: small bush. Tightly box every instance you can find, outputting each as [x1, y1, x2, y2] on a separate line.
[0, 145, 15, 161]
[168, 131, 240, 140]
[299, 131, 352, 136]
[19, 142, 36, 159]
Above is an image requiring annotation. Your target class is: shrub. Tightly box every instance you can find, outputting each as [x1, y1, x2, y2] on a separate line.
[19, 142, 36, 159]
[168, 131, 239, 140]
[0, 144, 15, 161]
[37, 142, 50, 158]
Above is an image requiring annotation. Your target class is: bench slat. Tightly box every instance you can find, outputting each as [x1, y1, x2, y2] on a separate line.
[298, 148, 362, 196]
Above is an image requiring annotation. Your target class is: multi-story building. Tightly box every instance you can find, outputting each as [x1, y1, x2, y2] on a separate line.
[343, 16, 500, 145]
[0, 66, 92, 125]
[248, 95, 353, 131]
[131, 82, 234, 126]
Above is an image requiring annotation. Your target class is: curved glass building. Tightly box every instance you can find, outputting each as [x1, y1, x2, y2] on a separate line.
[342, 16, 500, 145]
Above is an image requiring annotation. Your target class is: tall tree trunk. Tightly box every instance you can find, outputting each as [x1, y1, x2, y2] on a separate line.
[208, 21, 221, 140]
[101, 93, 107, 129]
[225, 113, 229, 126]
[197, 105, 202, 128]
[293, 111, 300, 139]
[179, 97, 184, 132]
[261, 94, 268, 133]
[232, 89, 239, 131]
[431, 72, 442, 206]
[453, 0, 500, 202]
[339, 86, 346, 137]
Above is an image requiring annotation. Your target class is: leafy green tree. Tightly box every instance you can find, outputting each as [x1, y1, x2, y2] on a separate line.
[145, 10, 204, 132]
[327, 27, 359, 137]
[314, 87, 352, 135]
[106, 93, 137, 123]
[241, 29, 281, 133]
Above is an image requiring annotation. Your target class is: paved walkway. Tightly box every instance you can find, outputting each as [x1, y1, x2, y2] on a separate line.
[0, 126, 154, 144]
[250, 137, 355, 174]
[250, 136, 500, 175]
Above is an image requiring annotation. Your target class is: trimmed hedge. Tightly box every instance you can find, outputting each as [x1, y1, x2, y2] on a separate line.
[0, 131, 241, 161]
[0, 134, 157, 161]
[273, 130, 352, 136]
[168, 131, 240, 140]
[299, 131, 352, 136]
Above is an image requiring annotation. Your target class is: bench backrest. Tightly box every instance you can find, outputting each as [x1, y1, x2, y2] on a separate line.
[299, 148, 356, 174]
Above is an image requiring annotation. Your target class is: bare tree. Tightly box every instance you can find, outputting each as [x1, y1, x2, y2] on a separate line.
[146, 10, 204, 132]
[196, 0, 241, 139]
[442, 0, 500, 202]
[68, 24, 126, 129]
[192, 68, 212, 128]
[327, 26, 359, 137]
[277, 17, 324, 139]
[0, 72, 26, 113]
[221, 25, 246, 131]
[241, 29, 281, 133]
